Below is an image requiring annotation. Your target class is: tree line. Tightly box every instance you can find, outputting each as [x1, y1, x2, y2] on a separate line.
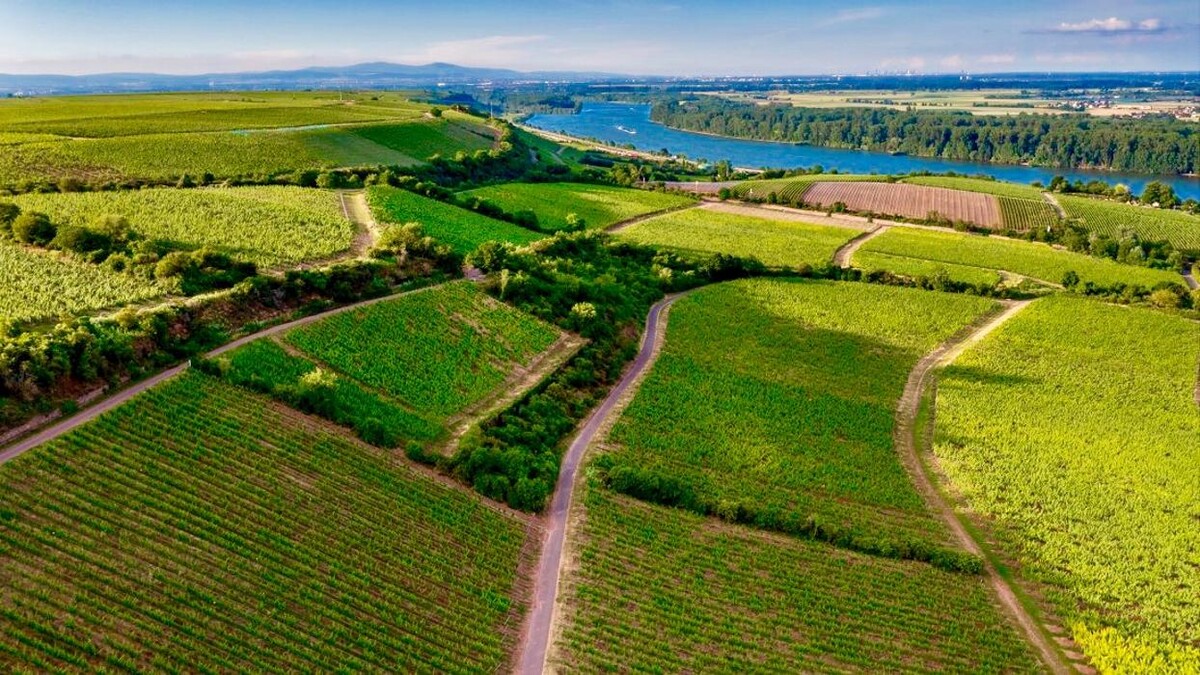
[651, 99, 1198, 175]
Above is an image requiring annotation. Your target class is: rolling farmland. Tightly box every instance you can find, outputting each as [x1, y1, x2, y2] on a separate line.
[732, 173, 888, 201]
[461, 182, 694, 231]
[854, 249, 1004, 287]
[13, 186, 353, 267]
[1058, 194, 1200, 251]
[803, 182, 1003, 227]
[282, 283, 561, 419]
[616, 206, 860, 268]
[604, 279, 997, 555]
[856, 226, 1183, 288]
[996, 196, 1061, 232]
[0, 373, 533, 672]
[552, 482, 1041, 672]
[367, 186, 543, 255]
[901, 175, 1047, 200]
[934, 296, 1200, 671]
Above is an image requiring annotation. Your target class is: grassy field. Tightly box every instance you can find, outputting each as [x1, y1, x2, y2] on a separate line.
[284, 283, 561, 420]
[0, 241, 168, 324]
[733, 173, 889, 202]
[553, 482, 1040, 672]
[13, 186, 353, 267]
[0, 92, 495, 186]
[857, 226, 1183, 288]
[934, 296, 1200, 671]
[1058, 194, 1200, 251]
[616, 207, 858, 268]
[0, 372, 532, 672]
[461, 182, 694, 231]
[854, 250, 1004, 287]
[605, 278, 997, 553]
[367, 186, 543, 255]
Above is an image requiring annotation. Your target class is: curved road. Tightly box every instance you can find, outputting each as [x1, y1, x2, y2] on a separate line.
[0, 284, 443, 467]
[516, 292, 685, 675]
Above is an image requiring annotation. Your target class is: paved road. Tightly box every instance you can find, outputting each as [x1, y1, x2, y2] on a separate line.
[0, 284, 442, 467]
[516, 293, 684, 675]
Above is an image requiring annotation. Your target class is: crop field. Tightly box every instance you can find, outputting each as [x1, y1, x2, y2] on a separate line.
[853, 250, 1004, 287]
[1058, 194, 1200, 251]
[996, 196, 1061, 232]
[0, 92, 428, 137]
[605, 278, 997, 552]
[901, 176, 1047, 200]
[732, 173, 888, 202]
[933, 296, 1200, 671]
[616, 207, 859, 268]
[13, 186, 352, 267]
[284, 283, 561, 419]
[0, 92, 495, 187]
[857, 226, 1183, 288]
[552, 483, 1040, 672]
[460, 182, 694, 231]
[0, 241, 168, 324]
[802, 182, 1003, 227]
[367, 186, 543, 255]
[221, 339, 444, 446]
[0, 373, 532, 672]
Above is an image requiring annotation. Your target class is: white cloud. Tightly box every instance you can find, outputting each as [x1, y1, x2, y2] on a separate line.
[1047, 17, 1166, 34]
[818, 7, 886, 27]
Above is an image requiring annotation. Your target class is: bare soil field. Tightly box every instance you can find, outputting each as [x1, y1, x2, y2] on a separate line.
[803, 182, 1002, 227]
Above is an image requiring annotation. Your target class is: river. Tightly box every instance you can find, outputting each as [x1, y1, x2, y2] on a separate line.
[525, 103, 1200, 201]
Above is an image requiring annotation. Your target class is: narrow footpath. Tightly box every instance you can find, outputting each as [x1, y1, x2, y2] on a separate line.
[895, 300, 1073, 675]
[834, 224, 890, 267]
[0, 284, 443, 466]
[515, 292, 686, 675]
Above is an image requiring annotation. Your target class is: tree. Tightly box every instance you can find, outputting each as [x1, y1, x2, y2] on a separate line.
[1139, 181, 1178, 209]
[11, 212, 56, 245]
[1061, 270, 1080, 289]
[1048, 175, 1068, 192]
[0, 202, 20, 236]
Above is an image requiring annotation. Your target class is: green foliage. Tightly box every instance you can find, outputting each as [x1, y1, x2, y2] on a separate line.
[0, 373, 530, 671]
[1059, 194, 1200, 252]
[617, 208, 858, 269]
[13, 187, 353, 268]
[996, 196, 1061, 232]
[854, 250, 1003, 287]
[285, 282, 560, 420]
[461, 182, 695, 231]
[934, 296, 1200, 669]
[858, 226, 1182, 289]
[902, 175, 1048, 200]
[554, 482, 1040, 671]
[367, 186, 543, 255]
[11, 211, 56, 245]
[602, 278, 997, 568]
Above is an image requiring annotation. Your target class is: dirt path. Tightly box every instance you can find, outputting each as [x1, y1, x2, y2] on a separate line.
[604, 203, 702, 233]
[340, 190, 379, 256]
[514, 292, 686, 675]
[1041, 192, 1068, 219]
[0, 284, 444, 467]
[834, 224, 890, 267]
[895, 300, 1071, 674]
[1181, 267, 1199, 291]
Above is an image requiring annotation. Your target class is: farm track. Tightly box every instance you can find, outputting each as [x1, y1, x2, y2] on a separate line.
[897, 299, 1073, 675]
[1041, 192, 1068, 219]
[834, 224, 890, 267]
[696, 200, 873, 233]
[603, 203, 703, 233]
[340, 189, 379, 255]
[0, 283, 447, 467]
[515, 292, 687, 675]
[1181, 267, 1199, 291]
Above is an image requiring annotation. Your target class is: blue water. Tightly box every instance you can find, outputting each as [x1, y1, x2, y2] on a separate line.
[526, 103, 1200, 201]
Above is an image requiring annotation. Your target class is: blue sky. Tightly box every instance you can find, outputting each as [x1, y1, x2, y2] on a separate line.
[0, 0, 1196, 75]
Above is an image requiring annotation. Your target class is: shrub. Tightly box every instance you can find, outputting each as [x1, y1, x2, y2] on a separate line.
[11, 212, 56, 245]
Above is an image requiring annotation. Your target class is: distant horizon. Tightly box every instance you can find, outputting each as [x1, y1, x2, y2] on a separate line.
[2, 1, 1197, 77]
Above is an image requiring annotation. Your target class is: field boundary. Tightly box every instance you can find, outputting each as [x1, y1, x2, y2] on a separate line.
[603, 202, 702, 233]
[515, 291, 688, 675]
[834, 224, 890, 267]
[0, 283, 447, 467]
[895, 299, 1073, 674]
[1041, 191, 1068, 219]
